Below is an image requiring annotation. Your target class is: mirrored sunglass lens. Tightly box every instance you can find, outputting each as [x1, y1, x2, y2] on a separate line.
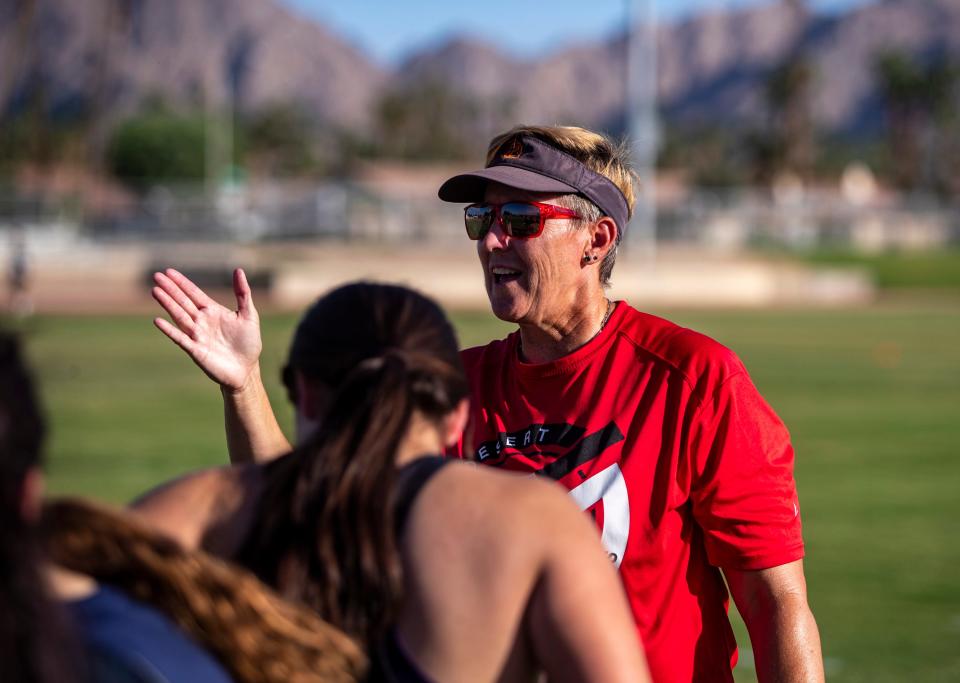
[465, 206, 493, 239]
[501, 203, 542, 237]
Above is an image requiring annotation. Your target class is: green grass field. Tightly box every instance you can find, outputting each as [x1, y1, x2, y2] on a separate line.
[10, 296, 960, 682]
[801, 248, 960, 291]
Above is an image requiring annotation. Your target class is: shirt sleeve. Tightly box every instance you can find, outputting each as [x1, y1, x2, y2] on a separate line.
[688, 371, 805, 571]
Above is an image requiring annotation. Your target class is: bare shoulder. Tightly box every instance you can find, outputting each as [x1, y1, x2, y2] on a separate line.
[411, 462, 589, 548]
[130, 465, 236, 516]
[130, 464, 260, 554]
[397, 461, 594, 662]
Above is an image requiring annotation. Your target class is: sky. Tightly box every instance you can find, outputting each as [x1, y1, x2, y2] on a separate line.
[281, 0, 877, 64]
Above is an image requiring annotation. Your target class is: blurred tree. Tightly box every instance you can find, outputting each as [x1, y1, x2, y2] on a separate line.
[0, 0, 61, 171]
[372, 81, 480, 160]
[812, 134, 890, 183]
[745, 129, 786, 186]
[0, 114, 87, 174]
[923, 57, 959, 196]
[0, 0, 134, 176]
[242, 103, 320, 177]
[106, 104, 207, 188]
[748, 52, 816, 186]
[86, 0, 137, 172]
[874, 50, 958, 192]
[658, 123, 751, 188]
[874, 51, 928, 190]
[766, 55, 815, 178]
[742, 0, 815, 186]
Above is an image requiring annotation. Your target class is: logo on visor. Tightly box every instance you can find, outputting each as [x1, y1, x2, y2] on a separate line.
[497, 138, 527, 161]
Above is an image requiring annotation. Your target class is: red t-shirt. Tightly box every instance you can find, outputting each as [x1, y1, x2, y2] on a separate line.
[455, 302, 804, 683]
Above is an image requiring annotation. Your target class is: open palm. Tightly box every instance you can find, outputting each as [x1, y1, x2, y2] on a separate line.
[152, 268, 262, 391]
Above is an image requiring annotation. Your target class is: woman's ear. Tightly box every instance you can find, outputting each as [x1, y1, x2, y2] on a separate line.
[442, 399, 470, 448]
[590, 216, 618, 257]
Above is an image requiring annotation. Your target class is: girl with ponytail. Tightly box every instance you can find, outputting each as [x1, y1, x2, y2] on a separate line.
[140, 277, 649, 682]
[241, 283, 470, 650]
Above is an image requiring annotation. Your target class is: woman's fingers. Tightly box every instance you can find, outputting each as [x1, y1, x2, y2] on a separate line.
[153, 317, 198, 357]
[164, 268, 216, 310]
[152, 285, 197, 334]
[154, 271, 202, 319]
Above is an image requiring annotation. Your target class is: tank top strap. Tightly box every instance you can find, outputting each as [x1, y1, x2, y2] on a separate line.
[393, 456, 452, 537]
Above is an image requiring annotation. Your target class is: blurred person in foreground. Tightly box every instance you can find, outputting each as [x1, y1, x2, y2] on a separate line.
[0, 332, 234, 683]
[0, 333, 82, 682]
[0, 331, 365, 683]
[149, 126, 822, 682]
[141, 281, 650, 682]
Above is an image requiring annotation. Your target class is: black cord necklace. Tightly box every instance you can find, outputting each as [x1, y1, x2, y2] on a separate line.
[518, 299, 614, 360]
[585, 298, 615, 346]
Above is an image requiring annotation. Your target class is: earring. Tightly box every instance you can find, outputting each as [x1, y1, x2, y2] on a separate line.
[583, 253, 598, 262]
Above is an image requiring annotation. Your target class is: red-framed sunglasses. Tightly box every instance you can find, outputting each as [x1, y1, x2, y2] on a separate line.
[464, 201, 581, 240]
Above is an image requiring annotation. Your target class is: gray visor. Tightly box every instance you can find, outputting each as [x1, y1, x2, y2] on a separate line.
[438, 135, 630, 235]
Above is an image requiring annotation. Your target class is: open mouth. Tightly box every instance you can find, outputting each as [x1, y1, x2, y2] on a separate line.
[491, 266, 522, 285]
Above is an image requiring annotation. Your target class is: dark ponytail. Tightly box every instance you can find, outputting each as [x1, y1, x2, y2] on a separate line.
[240, 283, 468, 648]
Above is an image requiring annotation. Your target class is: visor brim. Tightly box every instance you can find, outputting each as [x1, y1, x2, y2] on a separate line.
[438, 166, 579, 203]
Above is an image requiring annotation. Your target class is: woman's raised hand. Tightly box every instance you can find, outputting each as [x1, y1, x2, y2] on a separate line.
[152, 268, 263, 392]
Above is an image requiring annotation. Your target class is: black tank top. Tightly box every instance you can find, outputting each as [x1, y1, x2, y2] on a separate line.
[393, 456, 451, 537]
[369, 455, 452, 683]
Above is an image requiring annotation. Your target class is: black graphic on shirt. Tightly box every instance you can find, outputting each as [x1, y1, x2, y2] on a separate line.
[474, 421, 624, 481]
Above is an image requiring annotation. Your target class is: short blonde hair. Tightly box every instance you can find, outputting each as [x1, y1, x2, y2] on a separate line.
[487, 125, 637, 214]
[486, 125, 638, 286]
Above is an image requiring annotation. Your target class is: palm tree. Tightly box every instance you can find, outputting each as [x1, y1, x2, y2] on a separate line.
[874, 51, 927, 189]
[88, 0, 136, 172]
[873, 50, 957, 192]
[765, 54, 815, 179]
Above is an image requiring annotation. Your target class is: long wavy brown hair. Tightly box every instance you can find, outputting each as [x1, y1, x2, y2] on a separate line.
[239, 282, 469, 650]
[43, 497, 367, 683]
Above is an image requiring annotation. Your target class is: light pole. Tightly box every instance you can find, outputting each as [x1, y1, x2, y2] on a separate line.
[625, 0, 658, 260]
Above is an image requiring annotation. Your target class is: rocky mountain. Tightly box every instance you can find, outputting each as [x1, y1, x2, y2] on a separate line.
[1, 0, 957, 136]
[655, 0, 810, 125]
[399, 0, 960, 135]
[0, 0, 386, 127]
[804, 0, 960, 130]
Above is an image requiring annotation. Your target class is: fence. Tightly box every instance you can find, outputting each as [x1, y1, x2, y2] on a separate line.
[1, 181, 958, 254]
